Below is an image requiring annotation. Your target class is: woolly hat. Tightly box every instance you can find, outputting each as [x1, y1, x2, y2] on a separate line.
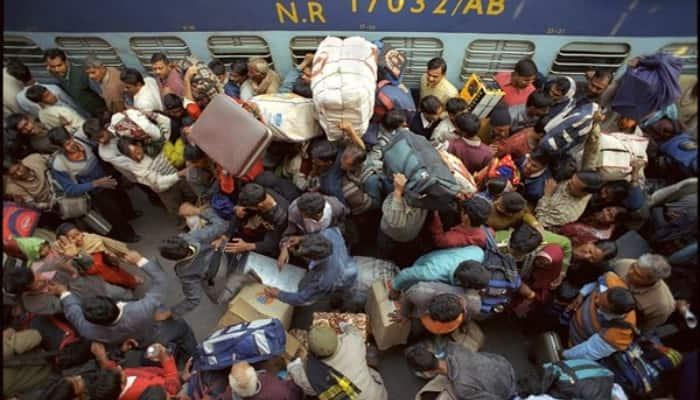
[308, 325, 338, 358]
[461, 196, 492, 226]
[489, 105, 511, 127]
[15, 237, 48, 264]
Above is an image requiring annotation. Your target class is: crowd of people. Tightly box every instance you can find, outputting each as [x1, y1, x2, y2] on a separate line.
[2, 39, 698, 400]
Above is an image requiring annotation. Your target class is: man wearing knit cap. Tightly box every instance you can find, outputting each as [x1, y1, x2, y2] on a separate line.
[478, 104, 512, 144]
[287, 324, 388, 400]
[431, 196, 494, 249]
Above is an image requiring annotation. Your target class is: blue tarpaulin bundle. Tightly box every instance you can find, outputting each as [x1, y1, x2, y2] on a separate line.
[612, 53, 683, 121]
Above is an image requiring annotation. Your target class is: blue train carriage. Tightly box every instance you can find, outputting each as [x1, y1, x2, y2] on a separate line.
[4, 0, 697, 89]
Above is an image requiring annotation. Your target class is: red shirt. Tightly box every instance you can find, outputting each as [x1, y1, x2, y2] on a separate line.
[447, 138, 494, 173]
[493, 128, 535, 160]
[430, 213, 492, 249]
[494, 72, 535, 107]
[119, 356, 181, 400]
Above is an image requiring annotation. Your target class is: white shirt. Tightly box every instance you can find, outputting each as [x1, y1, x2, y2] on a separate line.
[17, 82, 86, 118]
[133, 76, 164, 112]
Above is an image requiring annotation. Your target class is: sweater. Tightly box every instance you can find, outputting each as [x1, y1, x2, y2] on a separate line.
[447, 137, 494, 172]
[55, 62, 106, 117]
[391, 246, 485, 291]
[119, 356, 181, 399]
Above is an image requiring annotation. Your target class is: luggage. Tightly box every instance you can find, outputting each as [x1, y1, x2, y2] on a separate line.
[382, 128, 461, 212]
[216, 283, 294, 330]
[460, 73, 505, 118]
[80, 209, 112, 236]
[311, 36, 378, 141]
[597, 133, 649, 181]
[530, 331, 562, 365]
[479, 228, 521, 317]
[176, 55, 224, 100]
[438, 149, 477, 195]
[541, 359, 615, 400]
[248, 94, 323, 142]
[2, 202, 41, 258]
[190, 94, 272, 177]
[240, 252, 307, 293]
[366, 280, 410, 351]
[659, 132, 698, 177]
[197, 318, 286, 370]
[374, 80, 416, 121]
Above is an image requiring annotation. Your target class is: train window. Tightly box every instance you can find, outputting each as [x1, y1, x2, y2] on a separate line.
[659, 42, 697, 74]
[380, 37, 444, 88]
[55, 37, 123, 68]
[290, 36, 327, 65]
[208, 36, 274, 68]
[550, 42, 630, 77]
[129, 37, 190, 72]
[460, 40, 535, 83]
[2, 35, 51, 81]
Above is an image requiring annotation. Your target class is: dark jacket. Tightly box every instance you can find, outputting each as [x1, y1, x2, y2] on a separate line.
[446, 342, 518, 400]
[409, 112, 440, 140]
[227, 190, 289, 257]
[56, 62, 106, 117]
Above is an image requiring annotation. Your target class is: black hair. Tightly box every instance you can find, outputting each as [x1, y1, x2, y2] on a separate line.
[83, 118, 105, 141]
[510, 223, 543, 254]
[4, 265, 35, 294]
[86, 368, 123, 400]
[43, 48, 67, 62]
[460, 196, 492, 227]
[551, 154, 577, 182]
[419, 95, 442, 115]
[514, 58, 537, 77]
[555, 281, 580, 303]
[575, 170, 603, 193]
[292, 79, 312, 98]
[163, 93, 184, 111]
[56, 222, 78, 237]
[5, 113, 29, 131]
[41, 378, 75, 400]
[526, 90, 553, 109]
[296, 192, 326, 217]
[230, 61, 248, 76]
[606, 287, 636, 315]
[454, 260, 490, 289]
[150, 52, 170, 64]
[426, 57, 447, 74]
[309, 140, 338, 162]
[238, 183, 267, 207]
[295, 234, 332, 260]
[6, 59, 32, 83]
[405, 345, 439, 372]
[184, 144, 204, 161]
[590, 69, 614, 84]
[25, 85, 48, 104]
[116, 136, 137, 157]
[533, 116, 548, 134]
[83, 296, 120, 325]
[500, 192, 527, 214]
[120, 68, 145, 85]
[159, 236, 191, 261]
[453, 112, 481, 138]
[445, 97, 468, 115]
[56, 339, 94, 370]
[48, 127, 72, 147]
[601, 180, 632, 204]
[529, 148, 551, 166]
[381, 109, 407, 131]
[595, 239, 618, 261]
[138, 386, 168, 400]
[553, 76, 572, 94]
[486, 176, 508, 197]
[427, 293, 463, 322]
[208, 59, 226, 75]
[342, 145, 366, 169]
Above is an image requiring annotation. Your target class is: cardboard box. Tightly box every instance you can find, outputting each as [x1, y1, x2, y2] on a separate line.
[366, 280, 410, 351]
[216, 283, 294, 330]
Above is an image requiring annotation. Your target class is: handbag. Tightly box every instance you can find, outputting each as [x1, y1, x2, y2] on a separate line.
[79, 209, 112, 236]
[55, 196, 90, 220]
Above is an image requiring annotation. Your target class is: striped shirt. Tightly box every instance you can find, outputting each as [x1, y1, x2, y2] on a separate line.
[130, 152, 179, 192]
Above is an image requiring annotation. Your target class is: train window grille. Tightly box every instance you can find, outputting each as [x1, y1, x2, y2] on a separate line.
[550, 42, 630, 77]
[460, 39, 535, 84]
[129, 36, 190, 72]
[208, 35, 274, 69]
[3, 35, 51, 82]
[55, 37, 123, 68]
[380, 37, 444, 88]
[289, 36, 346, 65]
[659, 42, 697, 74]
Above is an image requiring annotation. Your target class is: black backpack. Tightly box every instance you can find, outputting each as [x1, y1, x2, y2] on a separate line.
[540, 359, 615, 400]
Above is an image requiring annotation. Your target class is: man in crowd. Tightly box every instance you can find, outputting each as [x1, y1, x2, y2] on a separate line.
[44, 48, 106, 117]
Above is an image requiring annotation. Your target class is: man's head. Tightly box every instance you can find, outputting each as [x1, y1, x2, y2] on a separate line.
[83, 118, 111, 145]
[573, 240, 617, 264]
[405, 345, 444, 377]
[5, 113, 37, 136]
[150, 53, 172, 80]
[26, 85, 57, 105]
[4, 265, 36, 294]
[525, 90, 553, 118]
[453, 112, 480, 139]
[309, 139, 338, 169]
[84, 54, 108, 83]
[247, 58, 269, 84]
[568, 170, 603, 197]
[5, 158, 35, 182]
[547, 77, 572, 102]
[494, 192, 527, 216]
[340, 145, 366, 172]
[599, 180, 632, 204]
[485, 176, 508, 199]
[425, 57, 447, 88]
[230, 61, 248, 85]
[44, 48, 69, 78]
[445, 97, 468, 122]
[489, 105, 511, 140]
[56, 222, 84, 247]
[459, 196, 492, 227]
[208, 60, 227, 83]
[381, 109, 408, 132]
[85, 368, 124, 400]
[238, 183, 276, 212]
[453, 260, 490, 289]
[297, 192, 326, 220]
[308, 325, 338, 358]
[597, 287, 636, 318]
[291, 233, 332, 261]
[6, 59, 32, 84]
[184, 144, 207, 166]
[627, 254, 671, 287]
[228, 361, 259, 398]
[83, 296, 120, 325]
[511, 59, 538, 89]
[419, 95, 443, 123]
[48, 127, 81, 153]
[509, 223, 543, 258]
[292, 79, 312, 98]
[159, 236, 191, 261]
[421, 293, 465, 335]
[120, 68, 145, 97]
[521, 150, 550, 177]
[584, 69, 613, 100]
[163, 93, 185, 119]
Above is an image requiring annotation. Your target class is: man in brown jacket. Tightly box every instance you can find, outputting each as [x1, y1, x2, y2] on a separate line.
[3, 327, 52, 398]
[84, 54, 126, 113]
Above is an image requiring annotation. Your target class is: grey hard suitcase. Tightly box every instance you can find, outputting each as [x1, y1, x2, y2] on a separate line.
[189, 94, 272, 177]
[530, 331, 563, 366]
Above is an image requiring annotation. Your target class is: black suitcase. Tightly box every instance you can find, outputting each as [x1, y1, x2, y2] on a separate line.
[530, 331, 562, 366]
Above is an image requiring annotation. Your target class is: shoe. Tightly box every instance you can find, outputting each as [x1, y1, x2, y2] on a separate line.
[122, 234, 142, 243]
